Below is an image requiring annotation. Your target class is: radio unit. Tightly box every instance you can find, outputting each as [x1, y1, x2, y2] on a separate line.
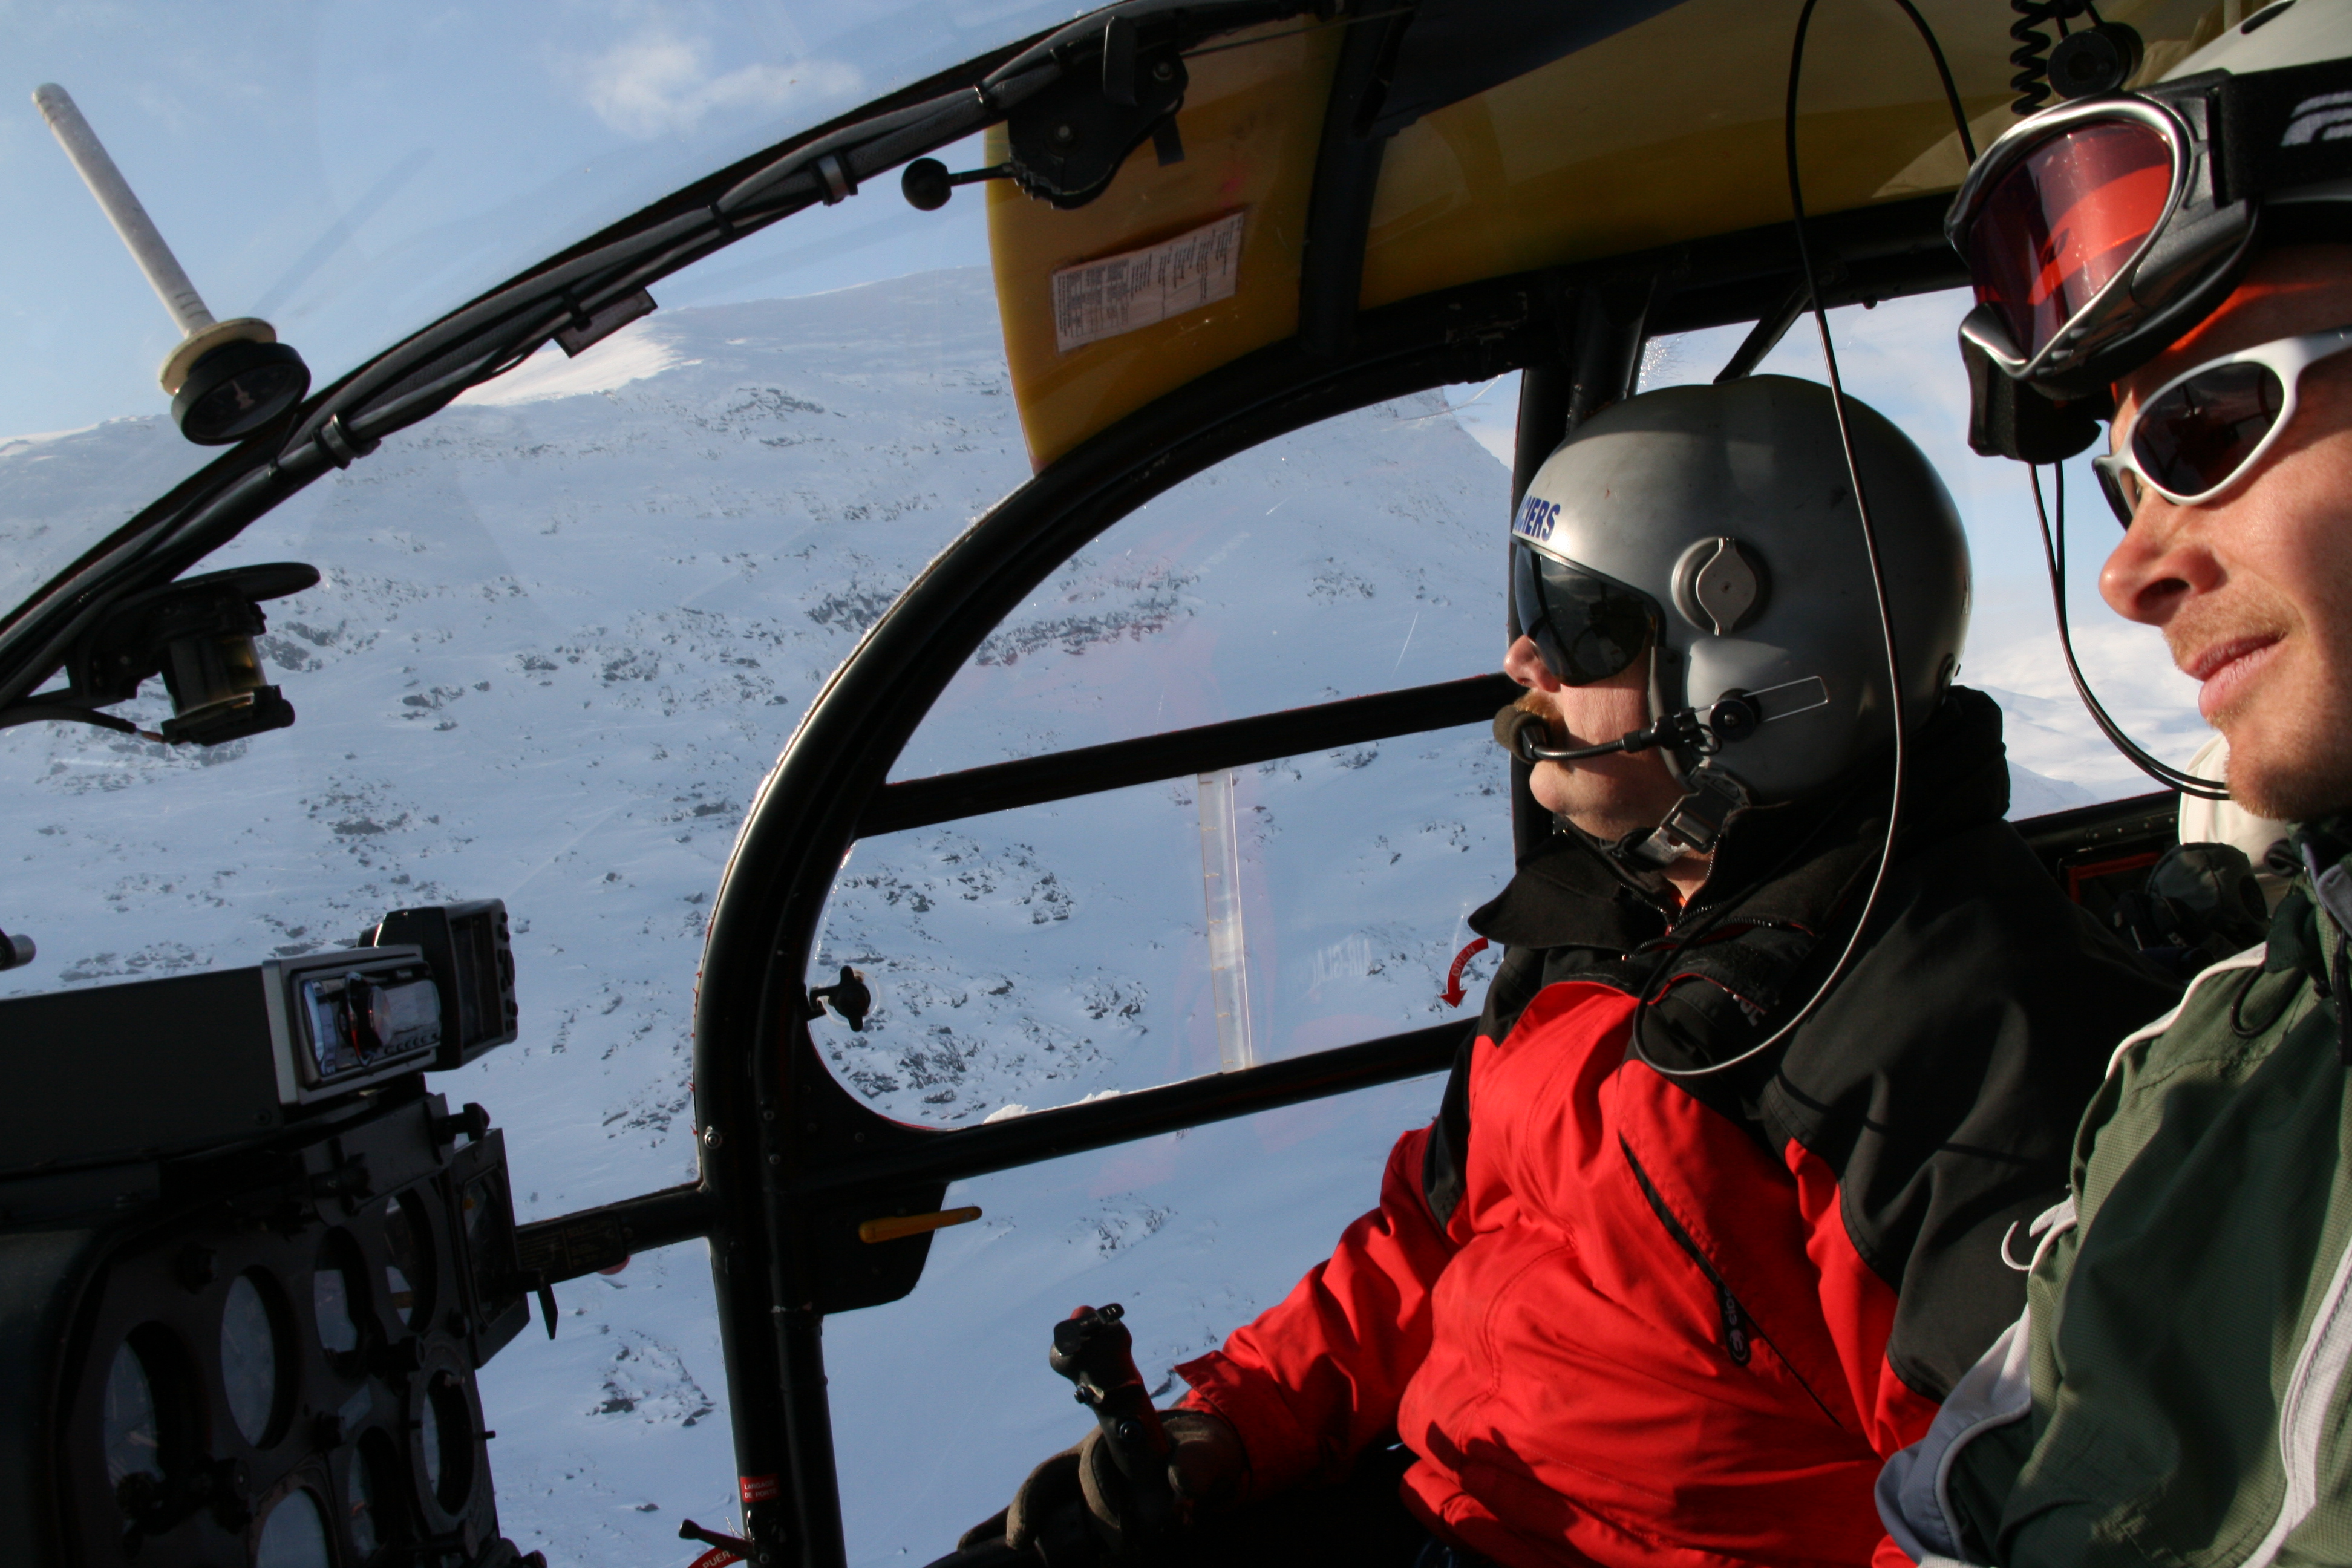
[0, 901, 517, 1178]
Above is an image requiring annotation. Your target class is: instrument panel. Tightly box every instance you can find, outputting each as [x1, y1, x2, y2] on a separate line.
[43, 1094, 532, 1567]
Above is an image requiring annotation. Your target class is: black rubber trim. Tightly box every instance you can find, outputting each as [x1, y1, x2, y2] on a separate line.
[862, 671, 1518, 837]
[1296, 0, 1416, 354]
[788, 1021, 1468, 1201]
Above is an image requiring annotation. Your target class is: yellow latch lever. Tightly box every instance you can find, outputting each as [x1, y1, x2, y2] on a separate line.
[858, 1205, 982, 1244]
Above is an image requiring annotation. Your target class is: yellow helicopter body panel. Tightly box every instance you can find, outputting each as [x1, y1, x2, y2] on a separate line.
[985, 20, 1341, 473]
[993, 0, 2234, 470]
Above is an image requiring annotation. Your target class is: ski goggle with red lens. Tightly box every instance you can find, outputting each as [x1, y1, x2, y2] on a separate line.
[1509, 541, 1660, 688]
[1947, 59, 2352, 403]
[1948, 90, 2248, 401]
[2092, 321, 2352, 523]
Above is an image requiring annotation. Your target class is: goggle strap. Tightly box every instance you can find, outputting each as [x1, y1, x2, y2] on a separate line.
[2210, 56, 2352, 206]
[1963, 337, 2108, 463]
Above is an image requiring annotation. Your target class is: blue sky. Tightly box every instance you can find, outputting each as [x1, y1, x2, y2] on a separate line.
[0, 1, 1064, 440]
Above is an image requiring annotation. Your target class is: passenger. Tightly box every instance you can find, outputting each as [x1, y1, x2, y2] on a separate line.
[1881, 8, 2352, 1564]
[941, 375, 2175, 1568]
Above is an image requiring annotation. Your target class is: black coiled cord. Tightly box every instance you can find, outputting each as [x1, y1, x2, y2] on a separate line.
[2010, 0, 2103, 114]
[2031, 464, 2229, 799]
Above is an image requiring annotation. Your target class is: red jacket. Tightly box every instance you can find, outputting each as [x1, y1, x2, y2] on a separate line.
[1175, 697, 2175, 1568]
[1178, 982, 1932, 1568]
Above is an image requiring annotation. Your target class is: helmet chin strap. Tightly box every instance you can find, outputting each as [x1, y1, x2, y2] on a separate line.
[1616, 764, 1754, 869]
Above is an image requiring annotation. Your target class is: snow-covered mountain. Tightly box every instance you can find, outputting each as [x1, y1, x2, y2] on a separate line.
[0, 267, 2176, 1566]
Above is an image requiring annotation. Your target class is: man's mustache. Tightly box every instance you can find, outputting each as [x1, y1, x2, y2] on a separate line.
[2164, 593, 2293, 681]
[1514, 690, 1566, 746]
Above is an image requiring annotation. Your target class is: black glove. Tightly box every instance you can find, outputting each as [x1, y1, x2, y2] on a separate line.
[955, 1410, 1247, 1566]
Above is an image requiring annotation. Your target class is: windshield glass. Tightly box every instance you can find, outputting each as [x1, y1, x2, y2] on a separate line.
[0, 262, 2209, 1563]
[0, 10, 2216, 1536]
[1, 1, 1066, 618]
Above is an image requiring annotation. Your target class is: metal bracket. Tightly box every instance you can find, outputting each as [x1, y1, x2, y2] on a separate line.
[1004, 29, 1187, 208]
[1622, 764, 1753, 868]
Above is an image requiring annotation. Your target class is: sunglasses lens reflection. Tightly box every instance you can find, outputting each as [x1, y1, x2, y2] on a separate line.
[1511, 546, 1655, 688]
[2134, 360, 2284, 500]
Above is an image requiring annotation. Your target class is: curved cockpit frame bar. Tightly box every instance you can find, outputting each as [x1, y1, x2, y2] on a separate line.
[682, 192, 1965, 1563]
[0, 4, 2215, 1561]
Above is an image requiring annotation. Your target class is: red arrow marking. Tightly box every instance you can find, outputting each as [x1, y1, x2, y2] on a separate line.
[1442, 936, 1489, 1007]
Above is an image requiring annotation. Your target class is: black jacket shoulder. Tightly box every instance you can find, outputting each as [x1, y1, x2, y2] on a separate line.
[1424, 688, 2180, 1399]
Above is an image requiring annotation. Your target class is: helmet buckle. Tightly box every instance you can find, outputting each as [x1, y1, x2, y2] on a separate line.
[1619, 763, 1753, 869]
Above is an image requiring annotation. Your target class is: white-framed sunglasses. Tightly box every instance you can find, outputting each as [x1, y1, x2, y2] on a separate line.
[2093, 322, 2352, 525]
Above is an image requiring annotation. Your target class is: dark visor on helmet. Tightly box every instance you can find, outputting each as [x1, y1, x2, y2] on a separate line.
[1962, 117, 2176, 371]
[1510, 543, 1659, 688]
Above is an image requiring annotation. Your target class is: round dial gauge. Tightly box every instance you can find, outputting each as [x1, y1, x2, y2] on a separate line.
[347, 1447, 382, 1558]
[381, 1192, 434, 1331]
[349, 1432, 405, 1561]
[254, 1488, 333, 1568]
[419, 1371, 474, 1514]
[314, 1249, 361, 1356]
[220, 1273, 286, 1446]
[101, 1340, 163, 1491]
[417, 1385, 439, 1494]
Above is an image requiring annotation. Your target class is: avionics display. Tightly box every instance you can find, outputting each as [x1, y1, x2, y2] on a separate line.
[7, 1091, 537, 1566]
[289, 954, 442, 1086]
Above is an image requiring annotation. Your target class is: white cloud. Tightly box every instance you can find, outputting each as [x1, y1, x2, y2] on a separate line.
[1967, 599, 2209, 800]
[568, 30, 861, 139]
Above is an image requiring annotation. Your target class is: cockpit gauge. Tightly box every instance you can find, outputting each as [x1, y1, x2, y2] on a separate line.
[11, 1070, 530, 1564]
[251, 1485, 333, 1568]
[100, 1341, 164, 1493]
[219, 1273, 290, 1449]
[418, 1372, 476, 1512]
[380, 1191, 436, 1334]
[0, 898, 516, 1177]
[344, 1436, 398, 1561]
[312, 1238, 364, 1359]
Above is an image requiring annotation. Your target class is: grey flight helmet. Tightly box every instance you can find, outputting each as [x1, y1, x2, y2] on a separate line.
[1509, 374, 1970, 829]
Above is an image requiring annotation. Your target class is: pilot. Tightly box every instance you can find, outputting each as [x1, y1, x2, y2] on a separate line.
[1879, 8, 2352, 1564]
[941, 374, 2177, 1568]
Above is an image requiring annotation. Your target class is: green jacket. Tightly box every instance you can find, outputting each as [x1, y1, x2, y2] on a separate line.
[1878, 822, 2352, 1568]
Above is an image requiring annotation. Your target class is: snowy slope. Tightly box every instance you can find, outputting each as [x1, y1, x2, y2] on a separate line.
[0, 267, 2187, 1566]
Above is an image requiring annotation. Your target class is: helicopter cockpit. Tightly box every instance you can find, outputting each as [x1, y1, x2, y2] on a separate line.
[0, 2, 2245, 1565]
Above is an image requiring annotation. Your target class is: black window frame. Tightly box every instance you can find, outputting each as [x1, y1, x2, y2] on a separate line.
[510, 195, 1975, 1567]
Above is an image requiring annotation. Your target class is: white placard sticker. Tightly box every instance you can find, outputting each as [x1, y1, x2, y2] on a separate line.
[1050, 211, 1246, 353]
